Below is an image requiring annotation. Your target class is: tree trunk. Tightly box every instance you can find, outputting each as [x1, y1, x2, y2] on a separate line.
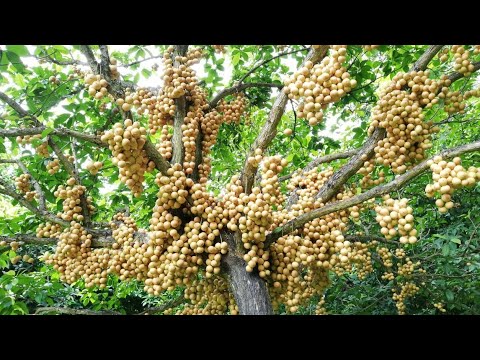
[222, 231, 273, 315]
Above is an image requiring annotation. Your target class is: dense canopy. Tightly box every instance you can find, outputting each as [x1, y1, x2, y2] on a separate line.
[0, 45, 479, 315]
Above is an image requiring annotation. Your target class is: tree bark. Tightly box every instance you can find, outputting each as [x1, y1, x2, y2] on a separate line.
[222, 231, 273, 315]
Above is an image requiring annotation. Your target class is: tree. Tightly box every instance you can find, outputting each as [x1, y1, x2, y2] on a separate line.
[0, 44, 479, 315]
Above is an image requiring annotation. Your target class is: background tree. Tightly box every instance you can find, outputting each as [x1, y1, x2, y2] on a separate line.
[0, 44, 479, 315]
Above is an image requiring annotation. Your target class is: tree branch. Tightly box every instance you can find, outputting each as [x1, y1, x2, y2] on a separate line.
[79, 45, 100, 73]
[80, 45, 127, 99]
[171, 45, 188, 165]
[0, 178, 69, 227]
[138, 296, 185, 315]
[448, 61, 480, 83]
[239, 45, 330, 194]
[35, 307, 120, 315]
[69, 140, 91, 226]
[278, 148, 359, 182]
[209, 82, 282, 109]
[411, 45, 444, 72]
[144, 141, 170, 176]
[42, 54, 81, 66]
[238, 47, 309, 84]
[0, 91, 40, 125]
[314, 128, 386, 203]
[98, 45, 111, 78]
[0, 126, 108, 148]
[122, 55, 163, 68]
[265, 139, 480, 246]
[0, 158, 47, 212]
[287, 45, 448, 208]
[0, 233, 115, 247]
[78, 46, 172, 175]
[0, 89, 92, 226]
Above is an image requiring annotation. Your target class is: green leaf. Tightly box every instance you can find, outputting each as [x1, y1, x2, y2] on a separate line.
[445, 289, 454, 302]
[13, 73, 26, 87]
[450, 238, 461, 245]
[54, 114, 71, 127]
[442, 244, 450, 257]
[232, 53, 241, 66]
[6, 45, 29, 57]
[41, 127, 54, 138]
[6, 51, 26, 72]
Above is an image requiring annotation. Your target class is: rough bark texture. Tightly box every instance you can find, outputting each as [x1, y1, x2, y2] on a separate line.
[411, 45, 444, 71]
[143, 140, 171, 176]
[222, 231, 273, 315]
[314, 127, 386, 203]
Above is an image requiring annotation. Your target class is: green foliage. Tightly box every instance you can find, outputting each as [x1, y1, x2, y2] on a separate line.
[1, 45, 480, 315]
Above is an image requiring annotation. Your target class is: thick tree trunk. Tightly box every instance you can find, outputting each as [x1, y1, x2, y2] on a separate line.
[222, 231, 273, 315]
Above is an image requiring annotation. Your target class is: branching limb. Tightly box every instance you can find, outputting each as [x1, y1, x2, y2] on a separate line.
[0, 88, 92, 226]
[411, 45, 444, 71]
[98, 45, 112, 78]
[144, 141, 170, 176]
[121, 55, 163, 68]
[209, 82, 282, 109]
[0, 158, 47, 212]
[287, 45, 452, 208]
[0, 178, 69, 227]
[448, 61, 480, 83]
[79, 45, 127, 99]
[69, 140, 91, 227]
[239, 45, 330, 194]
[279, 149, 359, 182]
[265, 139, 480, 246]
[0, 126, 108, 148]
[0, 233, 114, 248]
[78, 46, 172, 175]
[0, 91, 40, 126]
[79, 45, 100, 73]
[314, 128, 386, 203]
[238, 47, 308, 83]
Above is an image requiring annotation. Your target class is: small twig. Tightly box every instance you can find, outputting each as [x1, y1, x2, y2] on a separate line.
[239, 47, 308, 83]
[121, 55, 163, 67]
